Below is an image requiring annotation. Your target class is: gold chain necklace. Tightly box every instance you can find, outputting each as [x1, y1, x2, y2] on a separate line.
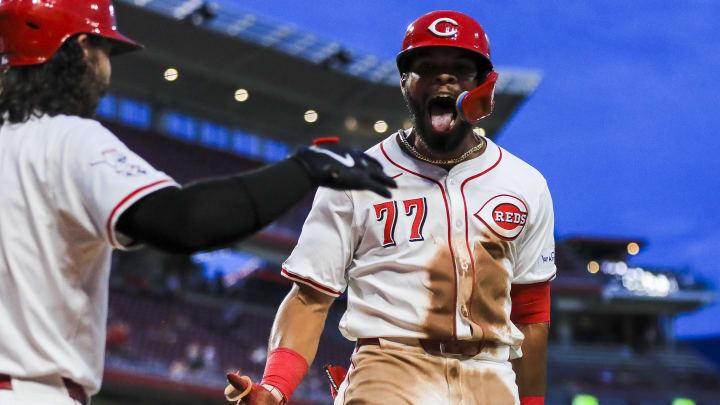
[399, 131, 485, 166]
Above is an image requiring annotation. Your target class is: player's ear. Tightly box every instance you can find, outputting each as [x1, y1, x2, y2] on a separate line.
[400, 72, 409, 95]
[76, 34, 91, 57]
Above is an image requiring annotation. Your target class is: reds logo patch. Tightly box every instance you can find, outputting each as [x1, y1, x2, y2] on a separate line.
[474, 195, 528, 240]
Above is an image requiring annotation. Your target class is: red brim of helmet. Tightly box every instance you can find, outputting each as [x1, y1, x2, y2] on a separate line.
[456, 71, 498, 124]
[101, 30, 144, 56]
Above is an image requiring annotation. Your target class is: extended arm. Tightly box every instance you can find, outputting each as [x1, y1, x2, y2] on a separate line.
[117, 159, 313, 254]
[117, 142, 395, 254]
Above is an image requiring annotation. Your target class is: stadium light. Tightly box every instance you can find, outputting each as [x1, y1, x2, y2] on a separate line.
[163, 68, 179, 82]
[627, 242, 640, 255]
[374, 120, 388, 134]
[572, 394, 599, 405]
[304, 110, 318, 123]
[672, 398, 695, 405]
[587, 261, 600, 274]
[234, 89, 249, 102]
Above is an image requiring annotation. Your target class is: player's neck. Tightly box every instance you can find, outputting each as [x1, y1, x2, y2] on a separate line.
[405, 128, 486, 170]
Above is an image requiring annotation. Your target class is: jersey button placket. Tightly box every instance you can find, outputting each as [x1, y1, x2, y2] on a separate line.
[446, 176, 472, 331]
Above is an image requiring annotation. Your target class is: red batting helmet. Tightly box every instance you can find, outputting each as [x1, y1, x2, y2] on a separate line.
[397, 11, 498, 123]
[396, 10, 493, 74]
[0, 0, 142, 67]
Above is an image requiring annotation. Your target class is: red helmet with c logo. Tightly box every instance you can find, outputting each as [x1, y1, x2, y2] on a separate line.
[0, 0, 142, 67]
[396, 10, 493, 74]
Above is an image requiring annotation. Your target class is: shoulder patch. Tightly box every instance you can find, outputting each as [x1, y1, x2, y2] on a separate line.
[90, 149, 147, 177]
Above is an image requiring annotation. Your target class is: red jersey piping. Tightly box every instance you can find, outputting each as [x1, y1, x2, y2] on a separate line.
[281, 268, 342, 297]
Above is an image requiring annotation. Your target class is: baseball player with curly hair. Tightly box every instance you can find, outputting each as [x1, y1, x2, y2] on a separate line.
[0, 1, 395, 404]
[225, 10, 554, 405]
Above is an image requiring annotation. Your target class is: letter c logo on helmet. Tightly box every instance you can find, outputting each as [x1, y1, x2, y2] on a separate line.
[427, 17, 459, 38]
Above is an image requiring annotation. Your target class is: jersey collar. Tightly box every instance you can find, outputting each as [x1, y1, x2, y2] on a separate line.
[381, 129, 502, 181]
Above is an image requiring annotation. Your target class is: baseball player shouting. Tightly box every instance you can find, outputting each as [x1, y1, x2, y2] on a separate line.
[225, 10, 554, 405]
[0, 1, 395, 404]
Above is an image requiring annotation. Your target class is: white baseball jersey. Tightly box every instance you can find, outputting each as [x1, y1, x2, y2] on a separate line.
[0, 114, 177, 394]
[282, 130, 555, 357]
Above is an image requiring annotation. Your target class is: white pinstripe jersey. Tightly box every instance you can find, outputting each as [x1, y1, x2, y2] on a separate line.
[0, 114, 177, 394]
[283, 131, 555, 356]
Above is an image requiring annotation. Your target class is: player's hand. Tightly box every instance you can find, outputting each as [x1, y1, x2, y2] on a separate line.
[291, 138, 397, 198]
[225, 373, 283, 405]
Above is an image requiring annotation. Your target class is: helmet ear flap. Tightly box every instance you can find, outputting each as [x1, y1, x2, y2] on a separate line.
[456, 71, 498, 124]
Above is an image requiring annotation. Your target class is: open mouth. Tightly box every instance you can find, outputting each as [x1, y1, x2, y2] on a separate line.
[426, 95, 458, 133]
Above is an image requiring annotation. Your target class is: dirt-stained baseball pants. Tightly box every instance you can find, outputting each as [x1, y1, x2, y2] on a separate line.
[334, 338, 519, 405]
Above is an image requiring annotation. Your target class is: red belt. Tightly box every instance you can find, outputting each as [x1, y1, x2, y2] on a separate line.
[0, 374, 87, 405]
[357, 337, 495, 357]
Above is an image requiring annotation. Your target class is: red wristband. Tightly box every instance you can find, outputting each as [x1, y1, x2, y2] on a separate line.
[261, 348, 309, 402]
[520, 396, 544, 405]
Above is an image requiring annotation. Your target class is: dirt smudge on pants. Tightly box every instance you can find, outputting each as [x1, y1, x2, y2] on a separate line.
[341, 346, 448, 405]
[463, 366, 517, 405]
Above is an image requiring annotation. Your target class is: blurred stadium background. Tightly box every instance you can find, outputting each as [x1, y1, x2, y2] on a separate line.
[93, 1, 719, 404]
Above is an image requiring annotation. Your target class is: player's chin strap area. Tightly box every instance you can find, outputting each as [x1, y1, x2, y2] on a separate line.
[456, 71, 499, 124]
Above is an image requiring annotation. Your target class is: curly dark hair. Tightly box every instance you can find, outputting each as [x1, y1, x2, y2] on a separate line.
[0, 35, 108, 125]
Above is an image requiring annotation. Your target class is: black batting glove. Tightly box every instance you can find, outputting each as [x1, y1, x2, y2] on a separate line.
[291, 138, 397, 198]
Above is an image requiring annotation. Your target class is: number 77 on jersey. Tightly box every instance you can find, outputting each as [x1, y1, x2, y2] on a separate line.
[374, 197, 427, 247]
